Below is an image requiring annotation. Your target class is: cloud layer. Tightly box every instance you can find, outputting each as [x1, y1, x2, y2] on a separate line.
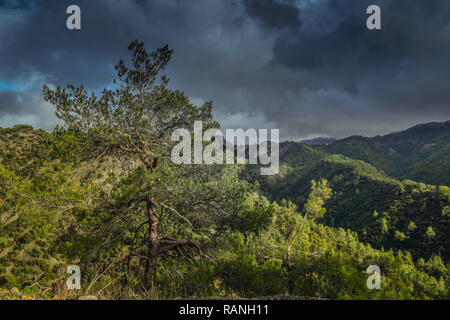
[0, 0, 449, 138]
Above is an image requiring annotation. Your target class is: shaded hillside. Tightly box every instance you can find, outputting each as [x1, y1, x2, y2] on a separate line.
[243, 142, 450, 260]
[323, 120, 450, 186]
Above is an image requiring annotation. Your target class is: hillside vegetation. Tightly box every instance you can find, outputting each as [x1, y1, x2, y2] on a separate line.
[244, 145, 450, 260]
[323, 121, 450, 186]
[0, 42, 449, 300]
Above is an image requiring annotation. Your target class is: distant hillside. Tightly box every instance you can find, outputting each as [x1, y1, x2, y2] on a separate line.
[243, 137, 450, 260]
[323, 121, 450, 186]
[298, 137, 337, 145]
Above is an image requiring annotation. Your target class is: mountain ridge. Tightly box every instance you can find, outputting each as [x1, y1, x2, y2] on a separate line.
[321, 120, 450, 186]
[242, 120, 450, 260]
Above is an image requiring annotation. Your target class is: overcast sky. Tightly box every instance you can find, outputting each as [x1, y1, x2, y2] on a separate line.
[1, 0, 450, 139]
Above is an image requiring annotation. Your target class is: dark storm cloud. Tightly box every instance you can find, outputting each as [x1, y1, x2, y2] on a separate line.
[271, 0, 450, 95]
[0, 73, 60, 129]
[0, 0, 449, 137]
[0, 0, 34, 9]
[0, 90, 26, 115]
[241, 0, 450, 137]
[242, 0, 301, 30]
[1, 0, 138, 87]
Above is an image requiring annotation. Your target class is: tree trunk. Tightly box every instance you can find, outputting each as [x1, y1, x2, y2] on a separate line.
[146, 197, 159, 288]
[141, 155, 159, 289]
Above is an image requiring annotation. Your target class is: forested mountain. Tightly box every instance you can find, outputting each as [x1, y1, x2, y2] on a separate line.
[0, 43, 449, 300]
[243, 123, 450, 261]
[0, 127, 448, 299]
[322, 121, 450, 186]
[1, 122, 449, 300]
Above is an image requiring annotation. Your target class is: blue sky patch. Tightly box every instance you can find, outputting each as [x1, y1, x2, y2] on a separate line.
[0, 80, 29, 91]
